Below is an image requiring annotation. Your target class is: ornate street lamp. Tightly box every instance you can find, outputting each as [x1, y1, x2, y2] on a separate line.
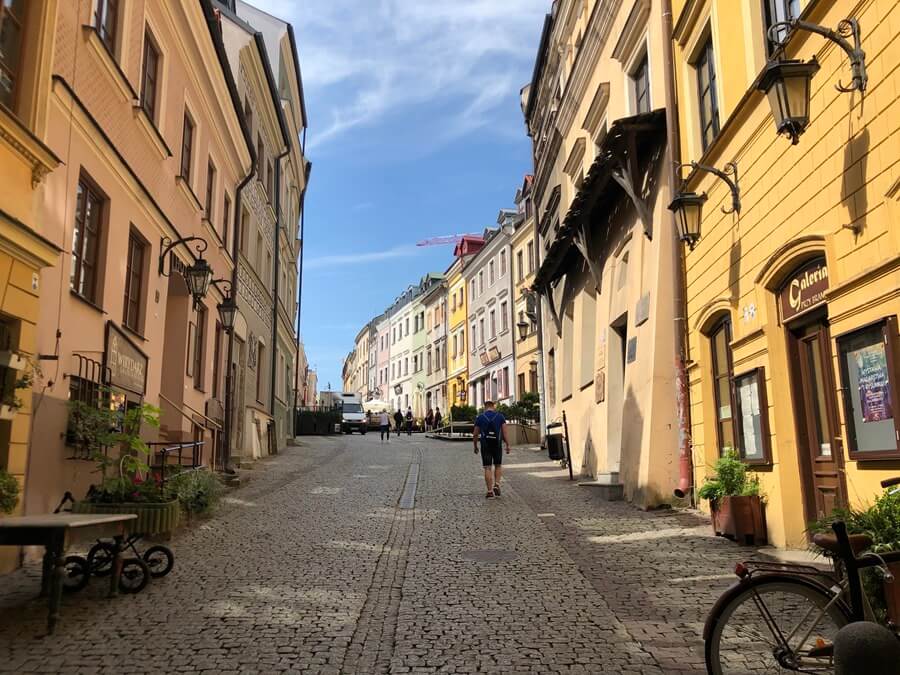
[669, 161, 739, 250]
[159, 236, 214, 310]
[517, 320, 530, 341]
[758, 59, 820, 145]
[210, 279, 237, 332]
[761, 18, 867, 144]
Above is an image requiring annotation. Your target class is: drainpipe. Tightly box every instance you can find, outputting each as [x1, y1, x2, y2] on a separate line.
[223, 160, 256, 472]
[661, 0, 694, 500]
[270, 146, 291, 424]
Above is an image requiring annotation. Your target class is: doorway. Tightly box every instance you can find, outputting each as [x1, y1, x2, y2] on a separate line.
[787, 314, 847, 524]
[605, 313, 628, 474]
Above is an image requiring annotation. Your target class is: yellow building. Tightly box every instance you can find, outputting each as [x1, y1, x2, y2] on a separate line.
[511, 175, 540, 399]
[0, 0, 61, 571]
[445, 236, 484, 408]
[672, 0, 900, 548]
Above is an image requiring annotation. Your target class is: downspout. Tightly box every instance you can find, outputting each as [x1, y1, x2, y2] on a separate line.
[223, 163, 255, 472]
[661, 0, 694, 500]
[270, 146, 290, 418]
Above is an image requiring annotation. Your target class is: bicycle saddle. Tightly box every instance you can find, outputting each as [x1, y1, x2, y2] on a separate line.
[812, 532, 872, 556]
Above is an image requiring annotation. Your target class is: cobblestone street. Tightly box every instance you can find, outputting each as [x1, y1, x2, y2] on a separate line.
[0, 436, 757, 673]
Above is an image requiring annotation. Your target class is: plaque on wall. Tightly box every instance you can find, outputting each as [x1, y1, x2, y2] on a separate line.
[626, 337, 637, 364]
[104, 322, 148, 397]
[635, 293, 650, 326]
[595, 369, 606, 403]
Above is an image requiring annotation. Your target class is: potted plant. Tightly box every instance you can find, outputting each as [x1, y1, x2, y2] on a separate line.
[811, 489, 900, 624]
[0, 468, 19, 514]
[698, 450, 767, 545]
[68, 394, 180, 535]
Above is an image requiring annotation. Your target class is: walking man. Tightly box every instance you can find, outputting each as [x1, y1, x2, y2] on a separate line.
[473, 400, 510, 498]
[405, 407, 413, 436]
[394, 409, 403, 435]
[379, 409, 391, 443]
[434, 407, 442, 431]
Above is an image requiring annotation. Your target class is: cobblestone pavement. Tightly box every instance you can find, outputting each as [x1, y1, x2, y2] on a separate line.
[0, 436, 757, 673]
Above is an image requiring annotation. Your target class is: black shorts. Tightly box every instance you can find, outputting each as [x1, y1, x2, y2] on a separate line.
[480, 439, 502, 467]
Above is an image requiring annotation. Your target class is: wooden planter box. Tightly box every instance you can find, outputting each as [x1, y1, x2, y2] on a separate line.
[710, 495, 767, 546]
[884, 562, 900, 625]
[73, 499, 180, 535]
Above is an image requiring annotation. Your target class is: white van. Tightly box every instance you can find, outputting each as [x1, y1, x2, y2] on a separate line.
[339, 393, 367, 434]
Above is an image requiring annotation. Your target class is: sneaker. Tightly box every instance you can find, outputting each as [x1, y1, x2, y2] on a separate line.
[493, 485, 501, 497]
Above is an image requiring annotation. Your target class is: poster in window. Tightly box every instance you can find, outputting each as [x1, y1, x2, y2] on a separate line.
[853, 343, 893, 423]
[735, 370, 767, 461]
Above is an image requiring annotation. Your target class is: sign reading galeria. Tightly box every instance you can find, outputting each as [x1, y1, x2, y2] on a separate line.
[104, 322, 148, 396]
[780, 258, 829, 322]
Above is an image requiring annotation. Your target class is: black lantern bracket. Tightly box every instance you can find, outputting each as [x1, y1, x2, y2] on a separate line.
[768, 18, 866, 93]
[158, 236, 209, 276]
[677, 161, 741, 215]
[209, 278, 232, 297]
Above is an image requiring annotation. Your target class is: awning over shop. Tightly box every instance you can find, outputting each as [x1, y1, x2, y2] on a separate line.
[532, 109, 665, 333]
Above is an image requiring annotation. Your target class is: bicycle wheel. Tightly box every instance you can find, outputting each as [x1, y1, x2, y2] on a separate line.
[118, 557, 150, 594]
[62, 555, 90, 593]
[87, 541, 117, 577]
[706, 577, 849, 674]
[142, 545, 174, 578]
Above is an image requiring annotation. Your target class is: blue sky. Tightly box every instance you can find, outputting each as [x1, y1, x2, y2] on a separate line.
[257, 0, 548, 391]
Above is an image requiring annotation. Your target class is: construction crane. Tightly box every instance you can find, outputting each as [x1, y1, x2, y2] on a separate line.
[416, 233, 482, 247]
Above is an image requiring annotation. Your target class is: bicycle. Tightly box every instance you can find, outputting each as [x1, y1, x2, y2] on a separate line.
[704, 476, 900, 674]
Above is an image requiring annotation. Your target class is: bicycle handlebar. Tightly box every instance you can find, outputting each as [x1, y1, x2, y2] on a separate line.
[880, 476, 900, 488]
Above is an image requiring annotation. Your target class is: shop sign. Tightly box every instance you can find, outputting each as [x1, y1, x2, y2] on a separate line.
[104, 322, 148, 396]
[780, 259, 828, 322]
[478, 347, 502, 366]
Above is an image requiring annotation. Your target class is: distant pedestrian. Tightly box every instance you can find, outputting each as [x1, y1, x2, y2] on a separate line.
[379, 410, 391, 443]
[434, 407, 443, 431]
[394, 409, 403, 434]
[425, 408, 434, 431]
[405, 407, 413, 436]
[473, 400, 510, 498]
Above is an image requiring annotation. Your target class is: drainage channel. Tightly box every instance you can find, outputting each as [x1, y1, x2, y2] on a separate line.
[398, 462, 419, 509]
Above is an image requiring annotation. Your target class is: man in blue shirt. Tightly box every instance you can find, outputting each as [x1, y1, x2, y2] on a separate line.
[473, 400, 510, 498]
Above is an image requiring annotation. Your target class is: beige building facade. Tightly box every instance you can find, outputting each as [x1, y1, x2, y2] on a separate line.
[511, 176, 541, 401]
[526, 0, 682, 506]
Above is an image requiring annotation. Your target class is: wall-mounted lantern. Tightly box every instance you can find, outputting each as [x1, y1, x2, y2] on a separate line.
[669, 161, 740, 249]
[760, 18, 866, 144]
[159, 236, 214, 310]
[210, 279, 236, 331]
[517, 320, 530, 341]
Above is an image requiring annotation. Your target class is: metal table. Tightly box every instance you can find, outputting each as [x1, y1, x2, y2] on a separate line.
[0, 512, 137, 635]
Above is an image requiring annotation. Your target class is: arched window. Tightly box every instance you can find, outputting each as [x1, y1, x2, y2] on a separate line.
[709, 316, 735, 453]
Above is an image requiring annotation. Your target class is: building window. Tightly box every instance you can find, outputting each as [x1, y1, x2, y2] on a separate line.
[837, 318, 900, 459]
[733, 367, 772, 464]
[71, 174, 105, 304]
[580, 290, 596, 386]
[205, 159, 216, 219]
[500, 250, 507, 277]
[709, 317, 735, 453]
[256, 342, 265, 401]
[561, 307, 574, 399]
[764, 0, 801, 54]
[527, 241, 535, 273]
[471, 324, 476, 350]
[488, 261, 494, 286]
[470, 279, 476, 300]
[530, 366, 538, 394]
[631, 53, 650, 114]
[244, 96, 252, 133]
[695, 36, 720, 152]
[517, 251, 524, 282]
[212, 321, 223, 399]
[140, 30, 160, 122]
[501, 367, 509, 399]
[180, 111, 195, 182]
[239, 208, 249, 255]
[0, 0, 26, 109]
[266, 161, 274, 200]
[193, 305, 207, 390]
[222, 193, 231, 250]
[257, 134, 265, 183]
[95, 0, 119, 53]
[518, 372, 526, 396]
[501, 301, 508, 333]
[123, 231, 146, 333]
[548, 348, 556, 405]
[479, 271, 484, 294]
[490, 310, 496, 339]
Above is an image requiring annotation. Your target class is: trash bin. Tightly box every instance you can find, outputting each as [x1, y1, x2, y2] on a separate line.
[547, 433, 565, 461]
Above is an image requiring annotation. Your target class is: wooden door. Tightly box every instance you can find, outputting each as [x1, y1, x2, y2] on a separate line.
[788, 320, 847, 523]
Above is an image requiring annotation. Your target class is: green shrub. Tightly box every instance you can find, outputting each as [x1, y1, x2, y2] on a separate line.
[450, 405, 477, 422]
[0, 469, 19, 514]
[810, 489, 900, 554]
[165, 469, 225, 517]
[697, 449, 761, 501]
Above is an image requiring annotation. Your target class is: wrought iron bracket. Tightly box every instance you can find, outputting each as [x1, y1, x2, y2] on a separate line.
[678, 161, 741, 215]
[209, 278, 233, 297]
[158, 236, 208, 276]
[769, 18, 866, 93]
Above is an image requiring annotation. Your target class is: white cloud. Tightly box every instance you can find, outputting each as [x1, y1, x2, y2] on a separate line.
[305, 244, 422, 270]
[256, 0, 548, 151]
